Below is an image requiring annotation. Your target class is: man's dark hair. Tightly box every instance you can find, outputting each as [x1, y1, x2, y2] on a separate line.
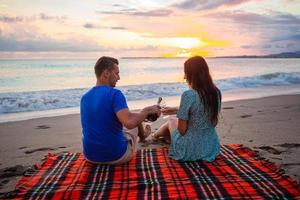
[94, 56, 119, 77]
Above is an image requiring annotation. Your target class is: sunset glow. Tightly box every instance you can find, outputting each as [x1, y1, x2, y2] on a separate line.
[0, 0, 299, 58]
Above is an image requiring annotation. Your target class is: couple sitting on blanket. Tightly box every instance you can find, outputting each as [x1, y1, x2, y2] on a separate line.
[80, 56, 222, 165]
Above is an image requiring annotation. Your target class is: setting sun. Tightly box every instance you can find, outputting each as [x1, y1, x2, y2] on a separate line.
[173, 37, 205, 49]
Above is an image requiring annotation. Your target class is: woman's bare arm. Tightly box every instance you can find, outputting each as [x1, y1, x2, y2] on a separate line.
[161, 106, 179, 115]
[177, 119, 188, 136]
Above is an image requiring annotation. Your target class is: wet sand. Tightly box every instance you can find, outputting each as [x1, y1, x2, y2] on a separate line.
[0, 94, 299, 193]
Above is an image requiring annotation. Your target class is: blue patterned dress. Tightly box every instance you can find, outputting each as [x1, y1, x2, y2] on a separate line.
[169, 89, 221, 162]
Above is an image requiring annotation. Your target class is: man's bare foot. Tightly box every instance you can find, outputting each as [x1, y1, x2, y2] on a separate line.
[147, 132, 159, 142]
[147, 132, 171, 144]
[139, 124, 151, 142]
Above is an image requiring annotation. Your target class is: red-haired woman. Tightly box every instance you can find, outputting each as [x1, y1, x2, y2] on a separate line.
[151, 56, 221, 161]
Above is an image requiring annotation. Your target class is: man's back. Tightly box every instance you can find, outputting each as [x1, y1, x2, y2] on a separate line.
[80, 85, 128, 162]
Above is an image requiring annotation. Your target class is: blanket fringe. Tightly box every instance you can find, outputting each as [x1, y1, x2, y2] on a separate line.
[235, 144, 300, 187]
[15, 153, 63, 189]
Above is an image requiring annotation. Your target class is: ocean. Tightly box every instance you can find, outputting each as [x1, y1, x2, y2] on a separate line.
[1, 58, 300, 122]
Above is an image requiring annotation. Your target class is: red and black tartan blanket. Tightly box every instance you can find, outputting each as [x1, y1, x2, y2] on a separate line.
[6, 144, 300, 199]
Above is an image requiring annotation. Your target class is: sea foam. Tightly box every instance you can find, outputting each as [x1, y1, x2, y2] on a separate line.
[1, 72, 300, 114]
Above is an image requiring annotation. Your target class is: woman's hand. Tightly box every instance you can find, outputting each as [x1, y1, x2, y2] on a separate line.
[161, 106, 178, 115]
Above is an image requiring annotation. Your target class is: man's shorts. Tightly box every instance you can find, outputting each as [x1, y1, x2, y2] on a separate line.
[86, 129, 138, 165]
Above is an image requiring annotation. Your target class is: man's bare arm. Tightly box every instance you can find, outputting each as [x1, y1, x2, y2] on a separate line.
[116, 105, 161, 129]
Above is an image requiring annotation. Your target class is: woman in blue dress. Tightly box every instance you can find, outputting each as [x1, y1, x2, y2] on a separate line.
[151, 56, 222, 162]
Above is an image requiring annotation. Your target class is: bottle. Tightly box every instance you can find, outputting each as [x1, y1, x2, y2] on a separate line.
[146, 97, 162, 122]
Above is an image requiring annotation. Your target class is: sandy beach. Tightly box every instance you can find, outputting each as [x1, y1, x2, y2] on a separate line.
[0, 94, 300, 194]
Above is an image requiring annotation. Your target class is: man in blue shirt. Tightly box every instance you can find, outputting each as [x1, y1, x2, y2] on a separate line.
[80, 56, 160, 164]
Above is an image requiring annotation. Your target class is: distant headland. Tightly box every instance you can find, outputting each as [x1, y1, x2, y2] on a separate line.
[215, 50, 300, 58]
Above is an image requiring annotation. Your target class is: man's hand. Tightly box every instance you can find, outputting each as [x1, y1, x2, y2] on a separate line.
[117, 105, 161, 129]
[142, 105, 161, 117]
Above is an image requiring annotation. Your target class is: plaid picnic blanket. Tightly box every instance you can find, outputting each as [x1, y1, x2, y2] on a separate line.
[6, 144, 300, 199]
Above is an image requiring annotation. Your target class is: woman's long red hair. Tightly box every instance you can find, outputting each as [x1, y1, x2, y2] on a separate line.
[184, 56, 221, 126]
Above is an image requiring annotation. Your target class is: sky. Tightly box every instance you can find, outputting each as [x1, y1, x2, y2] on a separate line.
[0, 0, 300, 58]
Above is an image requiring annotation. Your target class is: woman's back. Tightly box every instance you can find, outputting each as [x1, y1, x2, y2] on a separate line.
[185, 89, 219, 130]
[169, 89, 221, 162]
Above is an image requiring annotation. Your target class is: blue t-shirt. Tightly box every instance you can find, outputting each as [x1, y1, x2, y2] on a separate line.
[80, 85, 128, 162]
